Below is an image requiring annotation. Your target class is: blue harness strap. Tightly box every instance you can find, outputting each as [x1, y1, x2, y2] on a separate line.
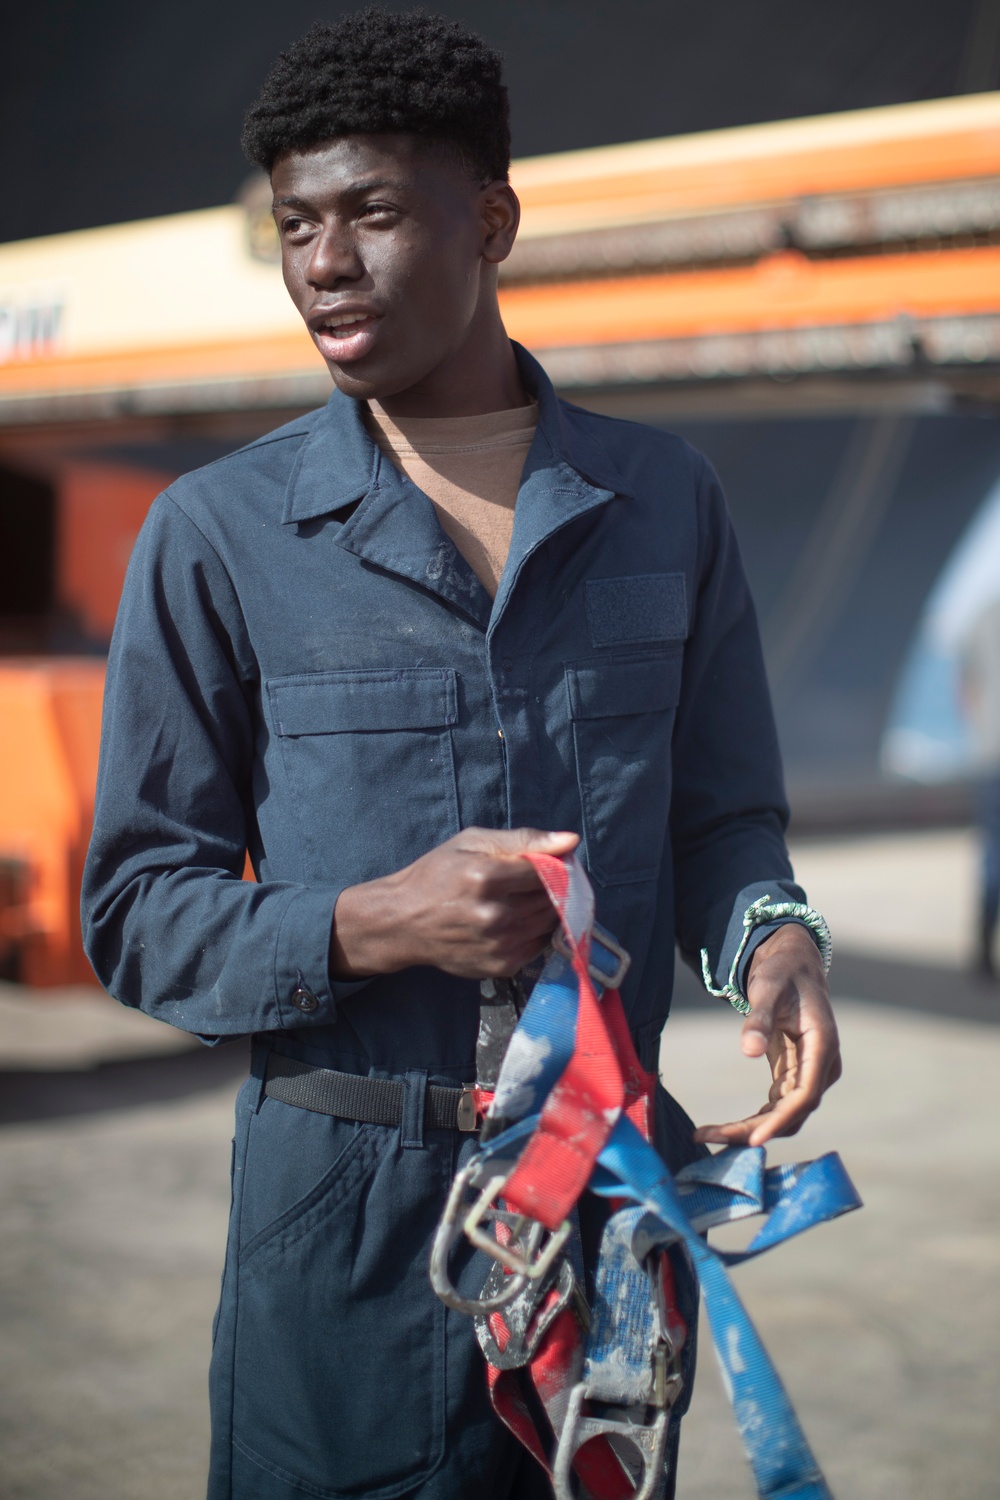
[588, 1118, 859, 1499]
[431, 853, 861, 1500]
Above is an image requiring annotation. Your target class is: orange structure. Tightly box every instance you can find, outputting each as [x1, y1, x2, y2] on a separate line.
[0, 660, 105, 985]
[0, 92, 998, 983]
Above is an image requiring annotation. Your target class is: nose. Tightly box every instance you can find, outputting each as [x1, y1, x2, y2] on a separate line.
[307, 224, 364, 290]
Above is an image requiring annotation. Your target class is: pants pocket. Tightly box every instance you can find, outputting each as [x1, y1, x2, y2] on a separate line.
[232, 1115, 448, 1499]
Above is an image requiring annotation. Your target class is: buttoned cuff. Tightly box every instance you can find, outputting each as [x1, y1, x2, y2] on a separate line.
[273, 884, 371, 1026]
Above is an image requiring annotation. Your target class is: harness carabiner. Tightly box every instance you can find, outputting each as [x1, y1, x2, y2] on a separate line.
[429, 1157, 572, 1315]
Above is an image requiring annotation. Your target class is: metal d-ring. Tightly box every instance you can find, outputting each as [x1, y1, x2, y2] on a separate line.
[462, 1174, 573, 1281]
[430, 1159, 574, 1316]
[552, 922, 631, 991]
[430, 1162, 531, 1314]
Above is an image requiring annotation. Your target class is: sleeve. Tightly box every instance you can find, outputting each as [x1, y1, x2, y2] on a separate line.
[670, 458, 823, 1006]
[81, 491, 367, 1040]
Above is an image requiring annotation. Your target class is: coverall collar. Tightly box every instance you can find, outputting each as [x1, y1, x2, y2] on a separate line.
[281, 344, 631, 627]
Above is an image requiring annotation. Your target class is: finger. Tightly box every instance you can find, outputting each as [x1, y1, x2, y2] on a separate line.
[456, 827, 579, 859]
[747, 1093, 812, 1144]
[693, 1113, 771, 1146]
[473, 896, 560, 940]
[752, 1016, 835, 1141]
[489, 936, 561, 978]
[463, 857, 555, 898]
[748, 1062, 832, 1144]
[696, 1025, 839, 1147]
[694, 1089, 821, 1146]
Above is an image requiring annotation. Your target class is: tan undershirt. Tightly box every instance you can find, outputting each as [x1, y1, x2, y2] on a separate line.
[365, 401, 539, 598]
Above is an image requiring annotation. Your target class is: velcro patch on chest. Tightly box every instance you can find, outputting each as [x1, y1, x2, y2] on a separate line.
[585, 573, 688, 648]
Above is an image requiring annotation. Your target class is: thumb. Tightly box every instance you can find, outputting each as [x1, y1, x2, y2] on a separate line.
[741, 1004, 773, 1058]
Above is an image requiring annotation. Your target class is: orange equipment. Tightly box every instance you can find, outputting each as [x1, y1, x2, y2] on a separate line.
[0, 660, 105, 986]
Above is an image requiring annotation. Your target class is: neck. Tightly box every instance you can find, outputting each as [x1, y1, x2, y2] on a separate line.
[375, 306, 527, 421]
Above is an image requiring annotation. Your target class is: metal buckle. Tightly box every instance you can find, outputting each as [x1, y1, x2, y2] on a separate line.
[552, 1383, 674, 1500]
[463, 1173, 573, 1279]
[647, 1252, 682, 1407]
[552, 1252, 683, 1500]
[553, 921, 631, 991]
[430, 1158, 572, 1316]
[456, 1086, 478, 1132]
[431, 1163, 527, 1314]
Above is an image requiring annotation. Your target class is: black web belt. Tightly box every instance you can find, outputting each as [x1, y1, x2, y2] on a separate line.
[263, 1051, 478, 1131]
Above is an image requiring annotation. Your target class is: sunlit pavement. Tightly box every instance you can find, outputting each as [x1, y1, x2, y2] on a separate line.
[1, 830, 998, 1500]
[665, 1001, 1000, 1500]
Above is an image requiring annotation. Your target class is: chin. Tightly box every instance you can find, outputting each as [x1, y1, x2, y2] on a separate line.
[324, 345, 455, 407]
[325, 365, 383, 401]
[325, 364, 406, 403]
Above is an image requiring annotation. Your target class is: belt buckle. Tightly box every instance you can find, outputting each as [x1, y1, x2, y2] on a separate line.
[457, 1086, 478, 1132]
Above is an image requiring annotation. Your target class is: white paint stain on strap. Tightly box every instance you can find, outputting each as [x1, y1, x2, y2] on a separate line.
[492, 1030, 554, 1119]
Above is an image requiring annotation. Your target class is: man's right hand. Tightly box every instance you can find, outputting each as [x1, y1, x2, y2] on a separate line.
[329, 827, 580, 980]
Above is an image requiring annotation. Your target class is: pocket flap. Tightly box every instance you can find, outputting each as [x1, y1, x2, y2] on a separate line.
[566, 652, 681, 721]
[268, 668, 458, 735]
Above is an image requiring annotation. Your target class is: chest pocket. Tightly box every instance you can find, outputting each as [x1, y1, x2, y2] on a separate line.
[267, 668, 460, 885]
[566, 649, 682, 887]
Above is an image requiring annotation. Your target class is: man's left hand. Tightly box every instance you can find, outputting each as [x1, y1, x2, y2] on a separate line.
[692, 922, 841, 1148]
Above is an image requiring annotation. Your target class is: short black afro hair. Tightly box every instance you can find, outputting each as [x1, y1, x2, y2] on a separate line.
[242, 7, 511, 183]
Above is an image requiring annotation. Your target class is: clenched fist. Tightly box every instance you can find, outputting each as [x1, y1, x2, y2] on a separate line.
[329, 827, 580, 980]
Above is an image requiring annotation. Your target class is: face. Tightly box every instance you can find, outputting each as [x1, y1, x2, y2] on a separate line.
[271, 134, 519, 406]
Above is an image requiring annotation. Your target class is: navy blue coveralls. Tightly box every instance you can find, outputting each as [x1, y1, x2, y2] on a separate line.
[82, 347, 807, 1500]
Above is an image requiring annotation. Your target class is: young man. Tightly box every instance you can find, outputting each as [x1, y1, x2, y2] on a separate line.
[83, 10, 840, 1499]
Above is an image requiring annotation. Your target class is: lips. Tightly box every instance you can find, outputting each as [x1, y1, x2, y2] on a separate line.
[309, 307, 382, 364]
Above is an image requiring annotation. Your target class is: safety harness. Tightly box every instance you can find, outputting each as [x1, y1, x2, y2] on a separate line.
[430, 851, 861, 1500]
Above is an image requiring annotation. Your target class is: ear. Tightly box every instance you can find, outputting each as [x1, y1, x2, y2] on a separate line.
[480, 181, 520, 265]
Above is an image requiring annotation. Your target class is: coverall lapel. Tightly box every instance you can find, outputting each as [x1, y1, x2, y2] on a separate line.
[280, 350, 632, 634]
[489, 347, 632, 631]
[335, 463, 492, 628]
[281, 387, 492, 629]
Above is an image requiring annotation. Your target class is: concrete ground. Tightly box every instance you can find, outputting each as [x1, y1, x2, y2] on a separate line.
[1, 829, 997, 1500]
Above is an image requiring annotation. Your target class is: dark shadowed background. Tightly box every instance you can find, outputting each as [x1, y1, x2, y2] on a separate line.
[5, 0, 1000, 245]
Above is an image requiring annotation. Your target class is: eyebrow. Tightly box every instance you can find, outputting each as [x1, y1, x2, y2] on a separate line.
[272, 178, 409, 211]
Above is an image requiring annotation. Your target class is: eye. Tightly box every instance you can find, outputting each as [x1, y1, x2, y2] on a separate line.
[277, 214, 313, 239]
[359, 200, 402, 223]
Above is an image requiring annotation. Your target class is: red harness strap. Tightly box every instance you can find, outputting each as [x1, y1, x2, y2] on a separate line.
[499, 855, 626, 1230]
[478, 855, 685, 1496]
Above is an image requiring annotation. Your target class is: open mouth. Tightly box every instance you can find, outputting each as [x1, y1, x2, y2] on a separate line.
[312, 311, 381, 363]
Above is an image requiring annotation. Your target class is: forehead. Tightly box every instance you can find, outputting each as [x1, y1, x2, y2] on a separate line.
[270, 134, 469, 205]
